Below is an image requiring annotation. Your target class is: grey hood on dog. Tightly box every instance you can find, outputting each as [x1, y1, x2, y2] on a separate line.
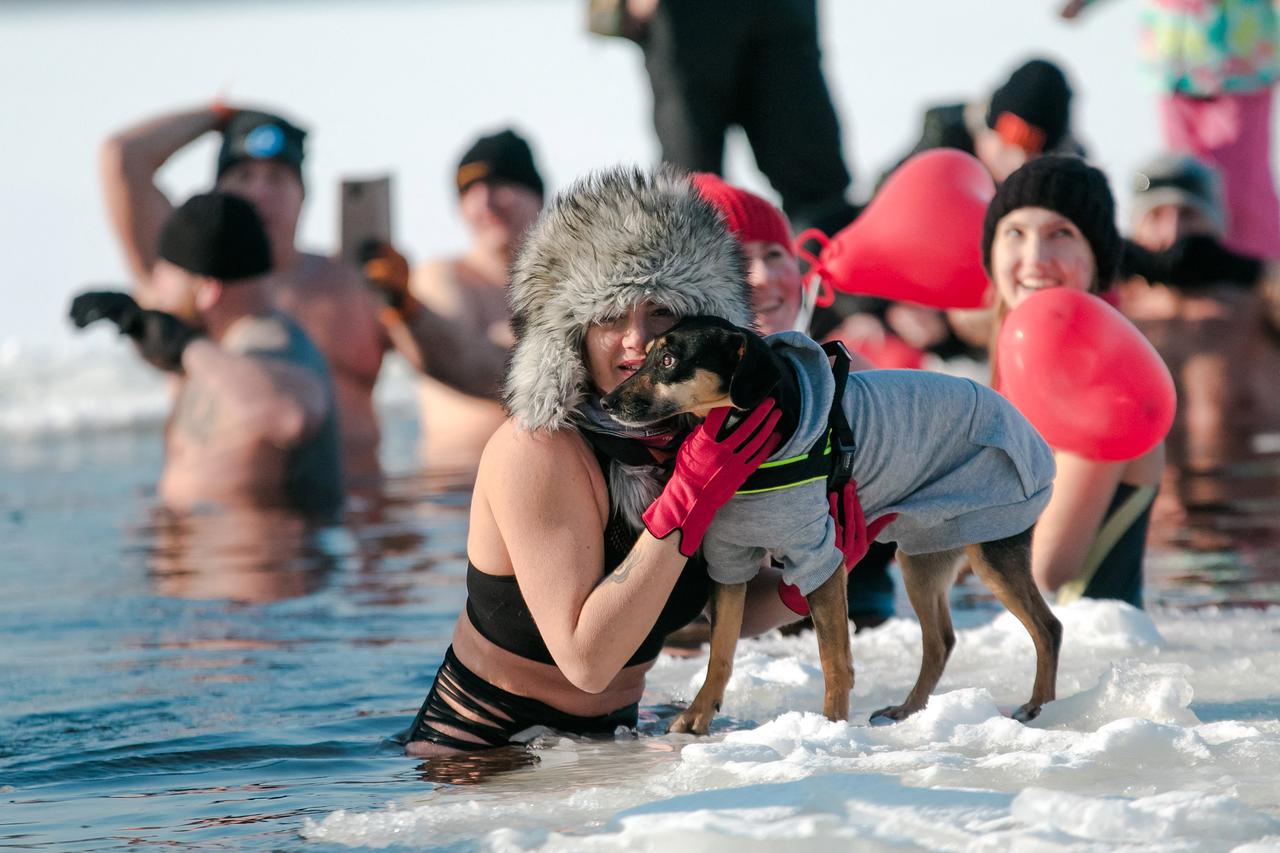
[505, 165, 754, 432]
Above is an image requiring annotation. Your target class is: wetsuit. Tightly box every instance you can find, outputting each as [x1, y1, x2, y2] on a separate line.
[404, 441, 710, 751]
[229, 313, 344, 517]
[1056, 482, 1156, 608]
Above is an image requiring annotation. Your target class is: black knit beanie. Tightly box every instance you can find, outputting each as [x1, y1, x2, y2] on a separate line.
[217, 110, 307, 182]
[986, 58, 1072, 154]
[158, 192, 273, 282]
[981, 155, 1121, 287]
[456, 128, 544, 198]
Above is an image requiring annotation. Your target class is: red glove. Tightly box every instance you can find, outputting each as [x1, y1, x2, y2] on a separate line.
[778, 479, 898, 615]
[642, 398, 782, 558]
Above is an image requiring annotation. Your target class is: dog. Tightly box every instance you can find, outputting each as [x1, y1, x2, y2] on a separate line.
[600, 315, 1062, 734]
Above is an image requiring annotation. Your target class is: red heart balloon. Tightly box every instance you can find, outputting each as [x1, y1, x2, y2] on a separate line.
[997, 288, 1176, 461]
[796, 149, 995, 309]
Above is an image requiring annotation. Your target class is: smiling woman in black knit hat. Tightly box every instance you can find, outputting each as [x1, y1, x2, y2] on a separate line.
[984, 155, 1165, 610]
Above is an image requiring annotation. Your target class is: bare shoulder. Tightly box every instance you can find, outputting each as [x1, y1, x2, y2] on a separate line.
[274, 253, 379, 322]
[479, 421, 606, 513]
[300, 252, 366, 293]
[482, 420, 598, 482]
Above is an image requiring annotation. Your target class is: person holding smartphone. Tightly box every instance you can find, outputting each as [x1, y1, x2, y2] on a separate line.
[407, 129, 546, 466]
[100, 103, 504, 489]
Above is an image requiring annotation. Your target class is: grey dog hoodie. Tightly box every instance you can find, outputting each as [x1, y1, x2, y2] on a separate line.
[703, 332, 1055, 596]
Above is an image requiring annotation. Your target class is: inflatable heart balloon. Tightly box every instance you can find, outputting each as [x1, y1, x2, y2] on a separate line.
[997, 288, 1175, 461]
[794, 149, 995, 309]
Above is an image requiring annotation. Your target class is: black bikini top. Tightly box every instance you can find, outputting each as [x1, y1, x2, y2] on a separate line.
[465, 436, 710, 668]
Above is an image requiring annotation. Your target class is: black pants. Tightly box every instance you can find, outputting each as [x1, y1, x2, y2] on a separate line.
[642, 0, 856, 235]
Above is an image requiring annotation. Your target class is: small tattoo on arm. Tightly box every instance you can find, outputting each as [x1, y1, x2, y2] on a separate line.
[607, 555, 638, 585]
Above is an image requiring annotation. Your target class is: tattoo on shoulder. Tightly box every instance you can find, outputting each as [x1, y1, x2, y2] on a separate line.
[173, 382, 218, 444]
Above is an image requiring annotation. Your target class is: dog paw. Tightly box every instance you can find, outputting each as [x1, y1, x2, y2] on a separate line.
[669, 708, 715, 736]
[868, 705, 914, 725]
[1012, 702, 1042, 723]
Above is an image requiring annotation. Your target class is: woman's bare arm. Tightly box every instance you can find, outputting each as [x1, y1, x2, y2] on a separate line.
[1031, 450, 1127, 591]
[481, 425, 690, 693]
[740, 562, 806, 637]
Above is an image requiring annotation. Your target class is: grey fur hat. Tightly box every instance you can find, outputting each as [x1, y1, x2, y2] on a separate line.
[505, 165, 754, 431]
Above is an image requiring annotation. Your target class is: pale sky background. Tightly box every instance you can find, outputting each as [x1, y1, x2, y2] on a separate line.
[1, 0, 1178, 351]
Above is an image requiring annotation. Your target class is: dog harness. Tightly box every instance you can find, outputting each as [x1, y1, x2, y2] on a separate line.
[735, 340, 856, 496]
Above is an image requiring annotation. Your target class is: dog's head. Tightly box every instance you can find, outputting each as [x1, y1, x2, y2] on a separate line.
[599, 315, 781, 427]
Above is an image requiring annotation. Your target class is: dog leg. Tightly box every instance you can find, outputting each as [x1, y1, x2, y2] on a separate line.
[669, 581, 747, 736]
[804, 564, 853, 721]
[871, 548, 961, 723]
[968, 531, 1062, 722]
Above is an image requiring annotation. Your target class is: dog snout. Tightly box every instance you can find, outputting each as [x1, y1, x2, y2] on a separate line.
[599, 395, 616, 413]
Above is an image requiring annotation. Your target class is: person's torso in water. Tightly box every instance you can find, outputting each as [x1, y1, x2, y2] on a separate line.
[268, 252, 385, 489]
[412, 258, 511, 467]
[160, 312, 343, 517]
[452, 424, 706, 718]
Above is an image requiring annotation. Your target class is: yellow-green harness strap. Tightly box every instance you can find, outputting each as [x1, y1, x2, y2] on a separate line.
[1056, 484, 1157, 605]
[734, 432, 832, 495]
[733, 340, 858, 497]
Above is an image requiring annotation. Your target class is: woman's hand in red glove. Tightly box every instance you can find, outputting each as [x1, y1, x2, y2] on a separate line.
[778, 480, 898, 615]
[642, 398, 782, 557]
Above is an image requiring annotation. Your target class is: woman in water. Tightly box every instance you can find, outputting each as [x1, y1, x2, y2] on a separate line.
[403, 166, 801, 754]
[984, 155, 1165, 607]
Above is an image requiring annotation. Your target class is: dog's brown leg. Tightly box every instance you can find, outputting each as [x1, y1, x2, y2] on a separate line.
[669, 581, 747, 735]
[871, 548, 962, 722]
[803, 564, 854, 721]
[967, 531, 1061, 722]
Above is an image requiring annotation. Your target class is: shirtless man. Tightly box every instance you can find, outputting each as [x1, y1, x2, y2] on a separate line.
[409, 129, 543, 465]
[99, 104, 482, 486]
[70, 192, 343, 517]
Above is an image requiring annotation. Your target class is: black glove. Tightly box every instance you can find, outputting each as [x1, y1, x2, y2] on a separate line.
[69, 290, 143, 332]
[1118, 236, 1263, 289]
[1118, 239, 1174, 284]
[1164, 235, 1263, 289]
[68, 290, 200, 372]
[130, 310, 201, 372]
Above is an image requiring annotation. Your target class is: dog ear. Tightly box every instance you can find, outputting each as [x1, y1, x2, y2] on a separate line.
[727, 328, 781, 409]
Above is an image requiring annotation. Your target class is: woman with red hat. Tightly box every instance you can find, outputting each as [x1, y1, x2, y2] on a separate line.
[693, 173, 898, 631]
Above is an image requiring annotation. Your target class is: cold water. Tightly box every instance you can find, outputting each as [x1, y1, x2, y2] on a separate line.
[3, 349, 1279, 851]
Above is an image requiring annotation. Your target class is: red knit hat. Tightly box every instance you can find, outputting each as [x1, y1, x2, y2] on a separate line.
[692, 173, 794, 255]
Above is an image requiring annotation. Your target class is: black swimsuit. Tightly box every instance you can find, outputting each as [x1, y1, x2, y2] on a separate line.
[404, 441, 710, 751]
[1059, 482, 1156, 608]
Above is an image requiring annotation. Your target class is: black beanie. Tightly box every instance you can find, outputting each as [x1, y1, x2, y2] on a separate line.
[456, 128, 544, 198]
[986, 59, 1072, 154]
[217, 110, 307, 182]
[981, 155, 1121, 287]
[157, 192, 273, 282]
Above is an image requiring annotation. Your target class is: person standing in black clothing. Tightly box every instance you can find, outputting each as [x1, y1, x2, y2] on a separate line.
[628, 0, 858, 237]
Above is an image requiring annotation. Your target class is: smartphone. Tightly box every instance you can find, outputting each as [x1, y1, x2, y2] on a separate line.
[339, 175, 393, 266]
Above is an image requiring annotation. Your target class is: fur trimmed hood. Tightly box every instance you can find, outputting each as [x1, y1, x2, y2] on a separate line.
[505, 165, 754, 432]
